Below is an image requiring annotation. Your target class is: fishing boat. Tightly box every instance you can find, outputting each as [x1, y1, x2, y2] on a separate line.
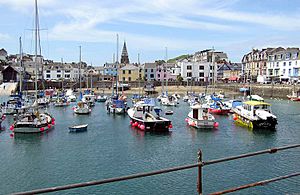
[287, 90, 300, 101]
[185, 104, 218, 129]
[232, 101, 277, 130]
[127, 99, 172, 132]
[69, 124, 88, 132]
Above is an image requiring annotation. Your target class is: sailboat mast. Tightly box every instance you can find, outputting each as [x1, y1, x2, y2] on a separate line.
[116, 34, 119, 96]
[212, 47, 216, 93]
[79, 46, 82, 92]
[165, 47, 168, 95]
[34, 0, 38, 99]
[61, 58, 64, 91]
[138, 53, 140, 97]
[19, 37, 23, 93]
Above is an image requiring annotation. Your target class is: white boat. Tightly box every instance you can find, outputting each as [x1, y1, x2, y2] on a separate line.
[10, 0, 55, 134]
[161, 95, 177, 106]
[82, 94, 96, 107]
[232, 101, 277, 130]
[73, 101, 91, 115]
[186, 104, 217, 129]
[127, 99, 172, 132]
[12, 110, 54, 133]
[107, 99, 127, 114]
[96, 95, 107, 102]
[247, 95, 264, 102]
[69, 124, 88, 132]
[183, 95, 189, 102]
[66, 89, 77, 102]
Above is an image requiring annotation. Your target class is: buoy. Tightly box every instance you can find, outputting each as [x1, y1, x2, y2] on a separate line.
[191, 122, 196, 126]
[169, 124, 173, 129]
[52, 118, 55, 122]
[72, 107, 75, 110]
[233, 115, 238, 121]
[2, 115, 6, 120]
[9, 125, 14, 131]
[133, 122, 138, 127]
[185, 118, 189, 122]
[130, 120, 133, 124]
[214, 122, 219, 128]
[51, 121, 55, 125]
[40, 127, 45, 132]
[138, 124, 141, 128]
[10, 133, 14, 138]
[48, 124, 51, 129]
[140, 125, 145, 130]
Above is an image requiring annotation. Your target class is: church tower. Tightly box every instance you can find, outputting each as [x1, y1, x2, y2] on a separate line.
[120, 41, 129, 64]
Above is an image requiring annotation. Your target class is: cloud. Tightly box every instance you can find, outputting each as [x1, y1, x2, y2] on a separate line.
[0, 33, 11, 41]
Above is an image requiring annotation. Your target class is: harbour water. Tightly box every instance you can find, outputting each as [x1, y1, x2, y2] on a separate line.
[0, 97, 299, 194]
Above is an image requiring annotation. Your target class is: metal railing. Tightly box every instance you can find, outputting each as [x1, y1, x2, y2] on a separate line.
[11, 144, 300, 195]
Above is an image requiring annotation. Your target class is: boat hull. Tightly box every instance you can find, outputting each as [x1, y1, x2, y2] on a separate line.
[69, 124, 88, 132]
[208, 108, 230, 115]
[234, 114, 277, 130]
[13, 123, 53, 133]
[187, 117, 215, 129]
[128, 116, 171, 132]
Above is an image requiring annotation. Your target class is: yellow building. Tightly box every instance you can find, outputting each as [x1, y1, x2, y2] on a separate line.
[118, 64, 144, 82]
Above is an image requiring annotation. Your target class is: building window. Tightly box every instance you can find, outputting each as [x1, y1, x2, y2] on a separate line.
[150, 74, 154, 78]
[288, 69, 291, 76]
[57, 70, 61, 73]
[145, 69, 147, 72]
[210, 66, 213, 70]
[139, 69, 142, 72]
[123, 77, 125, 81]
[159, 69, 161, 72]
[283, 62, 286, 66]
[199, 66, 204, 70]
[65, 70, 70, 73]
[283, 69, 286, 74]
[187, 66, 192, 70]
[187, 72, 192, 77]
[277, 62, 279, 67]
[128, 70, 131, 74]
[65, 74, 70, 78]
[289, 61, 291, 66]
[123, 70, 125, 74]
[199, 72, 204, 77]
[57, 74, 61, 78]
[128, 77, 131, 81]
[46, 70, 50, 73]
[151, 69, 154, 72]
[294, 68, 299, 76]
[46, 74, 50, 78]
[158, 74, 160, 77]
[210, 73, 213, 77]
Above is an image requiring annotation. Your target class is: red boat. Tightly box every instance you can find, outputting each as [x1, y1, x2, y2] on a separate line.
[287, 90, 300, 101]
[208, 108, 230, 115]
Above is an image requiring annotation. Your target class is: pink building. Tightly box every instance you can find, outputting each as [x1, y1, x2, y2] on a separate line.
[156, 63, 176, 81]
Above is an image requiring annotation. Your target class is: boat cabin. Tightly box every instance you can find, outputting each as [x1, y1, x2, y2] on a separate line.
[191, 105, 209, 120]
[241, 101, 271, 118]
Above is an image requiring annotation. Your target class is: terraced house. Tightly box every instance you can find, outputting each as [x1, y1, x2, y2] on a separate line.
[266, 47, 300, 82]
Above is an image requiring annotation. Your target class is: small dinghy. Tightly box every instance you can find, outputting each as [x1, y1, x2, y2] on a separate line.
[69, 124, 88, 132]
[165, 110, 173, 115]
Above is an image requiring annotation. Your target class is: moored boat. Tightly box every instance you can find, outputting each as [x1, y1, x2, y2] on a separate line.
[287, 90, 300, 101]
[185, 104, 218, 129]
[69, 124, 88, 132]
[73, 101, 91, 115]
[127, 99, 172, 132]
[232, 101, 277, 130]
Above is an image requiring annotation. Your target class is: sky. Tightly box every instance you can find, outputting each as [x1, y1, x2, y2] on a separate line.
[0, 0, 300, 66]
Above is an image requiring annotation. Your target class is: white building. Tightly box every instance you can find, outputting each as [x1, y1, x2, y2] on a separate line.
[43, 62, 83, 81]
[177, 49, 228, 83]
[267, 47, 300, 82]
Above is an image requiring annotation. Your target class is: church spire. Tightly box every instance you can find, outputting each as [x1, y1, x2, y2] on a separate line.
[121, 41, 129, 64]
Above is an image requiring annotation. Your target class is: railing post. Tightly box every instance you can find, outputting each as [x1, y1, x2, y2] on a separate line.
[197, 150, 203, 195]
